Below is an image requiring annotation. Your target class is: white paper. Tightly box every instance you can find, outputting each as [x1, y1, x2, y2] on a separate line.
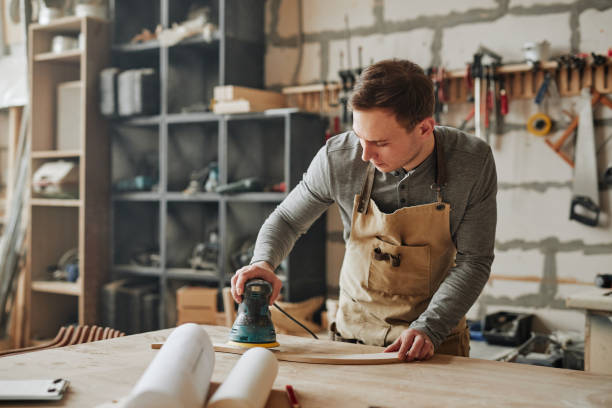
[208, 347, 278, 408]
[122, 323, 215, 408]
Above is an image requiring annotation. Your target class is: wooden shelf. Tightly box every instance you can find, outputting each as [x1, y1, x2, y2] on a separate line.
[166, 268, 220, 282]
[31, 281, 80, 296]
[27, 16, 111, 343]
[31, 150, 82, 159]
[31, 16, 83, 32]
[176, 34, 220, 47]
[166, 112, 220, 124]
[114, 116, 161, 126]
[30, 198, 82, 207]
[112, 192, 161, 201]
[34, 49, 81, 63]
[112, 40, 160, 52]
[224, 192, 286, 202]
[113, 264, 162, 276]
[166, 192, 221, 202]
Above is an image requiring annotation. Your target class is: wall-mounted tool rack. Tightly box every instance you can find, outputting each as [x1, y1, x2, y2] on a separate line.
[282, 58, 612, 114]
[282, 83, 341, 115]
[438, 59, 611, 103]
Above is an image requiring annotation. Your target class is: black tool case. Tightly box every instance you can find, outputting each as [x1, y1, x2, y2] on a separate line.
[482, 311, 533, 346]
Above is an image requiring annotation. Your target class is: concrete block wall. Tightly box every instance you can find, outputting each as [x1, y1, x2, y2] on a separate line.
[265, 0, 612, 333]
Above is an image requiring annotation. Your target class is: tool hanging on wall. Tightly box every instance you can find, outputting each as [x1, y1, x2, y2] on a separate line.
[595, 274, 612, 288]
[471, 46, 502, 141]
[569, 88, 600, 227]
[484, 64, 501, 142]
[428, 67, 448, 124]
[497, 74, 509, 135]
[471, 53, 483, 139]
[336, 14, 364, 128]
[527, 73, 554, 136]
[459, 106, 475, 131]
[546, 91, 612, 167]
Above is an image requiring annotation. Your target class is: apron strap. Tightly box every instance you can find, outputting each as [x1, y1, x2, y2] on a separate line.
[357, 162, 376, 213]
[434, 131, 447, 187]
[432, 131, 447, 203]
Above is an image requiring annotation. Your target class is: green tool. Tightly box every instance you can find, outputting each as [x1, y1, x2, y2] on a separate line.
[228, 279, 279, 348]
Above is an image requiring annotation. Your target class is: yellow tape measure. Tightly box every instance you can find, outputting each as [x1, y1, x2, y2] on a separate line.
[527, 113, 552, 136]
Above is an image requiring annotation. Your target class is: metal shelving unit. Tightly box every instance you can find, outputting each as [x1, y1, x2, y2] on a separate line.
[109, 0, 327, 330]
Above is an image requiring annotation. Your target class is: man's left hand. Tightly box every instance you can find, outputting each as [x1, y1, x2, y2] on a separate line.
[384, 328, 434, 361]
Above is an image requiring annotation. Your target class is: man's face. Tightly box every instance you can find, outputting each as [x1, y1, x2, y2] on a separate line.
[352, 108, 432, 173]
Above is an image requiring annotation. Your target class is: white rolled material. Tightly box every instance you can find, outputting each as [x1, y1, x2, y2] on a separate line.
[208, 347, 279, 408]
[123, 323, 215, 408]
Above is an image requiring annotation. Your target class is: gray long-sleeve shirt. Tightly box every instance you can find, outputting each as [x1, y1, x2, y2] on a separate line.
[252, 126, 497, 347]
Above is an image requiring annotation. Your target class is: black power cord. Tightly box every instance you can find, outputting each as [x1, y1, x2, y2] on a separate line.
[273, 303, 319, 339]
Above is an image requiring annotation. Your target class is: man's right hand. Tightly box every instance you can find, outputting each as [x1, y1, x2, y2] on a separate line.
[230, 261, 282, 305]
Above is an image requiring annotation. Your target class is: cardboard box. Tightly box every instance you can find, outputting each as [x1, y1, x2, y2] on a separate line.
[212, 85, 286, 113]
[177, 307, 217, 325]
[176, 286, 217, 310]
[213, 85, 286, 104]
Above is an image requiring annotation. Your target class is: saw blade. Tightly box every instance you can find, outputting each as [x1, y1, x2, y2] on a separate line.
[572, 88, 599, 206]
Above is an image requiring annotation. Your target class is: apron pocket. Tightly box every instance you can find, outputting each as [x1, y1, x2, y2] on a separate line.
[367, 239, 431, 297]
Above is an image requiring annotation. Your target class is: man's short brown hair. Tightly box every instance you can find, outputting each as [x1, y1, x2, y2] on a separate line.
[349, 59, 434, 132]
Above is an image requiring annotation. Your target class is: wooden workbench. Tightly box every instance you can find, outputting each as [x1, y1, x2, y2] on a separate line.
[0, 324, 611, 407]
[567, 288, 612, 375]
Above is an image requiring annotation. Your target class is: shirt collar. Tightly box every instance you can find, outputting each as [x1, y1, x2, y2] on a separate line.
[391, 150, 434, 178]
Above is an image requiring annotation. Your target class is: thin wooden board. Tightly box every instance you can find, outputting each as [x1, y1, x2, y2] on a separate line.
[215, 343, 401, 364]
[151, 342, 402, 365]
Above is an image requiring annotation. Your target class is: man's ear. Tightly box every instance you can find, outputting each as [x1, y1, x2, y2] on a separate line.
[417, 117, 435, 138]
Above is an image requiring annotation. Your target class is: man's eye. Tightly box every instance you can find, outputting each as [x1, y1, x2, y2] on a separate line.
[376, 143, 388, 147]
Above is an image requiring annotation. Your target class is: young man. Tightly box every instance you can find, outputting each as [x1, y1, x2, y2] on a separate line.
[231, 59, 497, 361]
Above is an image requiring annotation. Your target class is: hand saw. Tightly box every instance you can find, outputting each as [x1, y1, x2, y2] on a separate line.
[569, 88, 600, 227]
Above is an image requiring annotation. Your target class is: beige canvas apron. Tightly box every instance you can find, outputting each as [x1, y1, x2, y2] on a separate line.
[335, 134, 470, 356]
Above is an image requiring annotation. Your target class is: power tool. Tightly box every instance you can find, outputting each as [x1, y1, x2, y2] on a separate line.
[228, 279, 279, 348]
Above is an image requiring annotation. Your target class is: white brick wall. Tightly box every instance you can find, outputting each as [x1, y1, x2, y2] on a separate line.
[531, 308, 584, 333]
[580, 8, 612, 55]
[384, 0, 498, 22]
[441, 13, 571, 68]
[298, 42, 323, 84]
[481, 279, 540, 298]
[265, 46, 299, 86]
[556, 252, 612, 283]
[510, 0, 576, 7]
[267, 0, 300, 38]
[302, 0, 376, 34]
[327, 29, 434, 81]
[497, 188, 612, 243]
[491, 249, 545, 277]
[492, 128, 573, 183]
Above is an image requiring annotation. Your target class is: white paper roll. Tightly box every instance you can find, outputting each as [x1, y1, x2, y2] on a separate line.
[208, 347, 279, 408]
[123, 323, 215, 408]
